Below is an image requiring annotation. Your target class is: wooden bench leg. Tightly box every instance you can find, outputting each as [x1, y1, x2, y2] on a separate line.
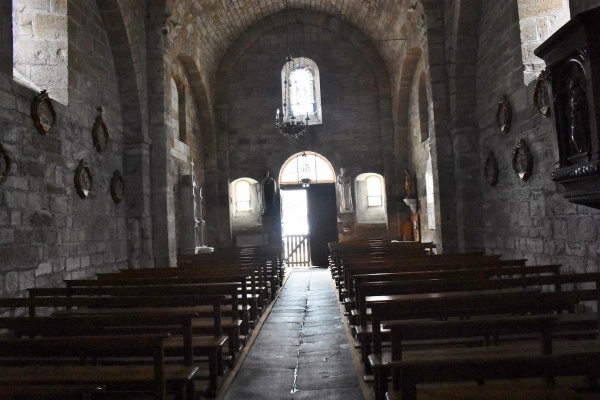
[205, 348, 219, 398]
[401, 375, 417, 400]
[373, 368, 389, 400]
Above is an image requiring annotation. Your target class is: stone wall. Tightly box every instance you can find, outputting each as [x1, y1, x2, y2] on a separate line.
[0, 1, 128, 297]
[220, 17, 391, 241]
[476, 0, 600, 272]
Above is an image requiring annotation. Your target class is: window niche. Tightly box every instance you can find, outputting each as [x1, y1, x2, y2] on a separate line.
[355, 173, 386, 224]
[535, 7, 600, 209]
[230, 178, 262, 230]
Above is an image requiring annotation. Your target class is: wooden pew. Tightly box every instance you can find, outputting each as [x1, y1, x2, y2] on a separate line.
[111, 266, 267, 317]
[0, 295, 228, 397]
[364, 288, 599, 399]
[0, 313, 228, 397]
[385, 348, 600, 400]
[351, 265, 565, 372]
[67, 274, 253, 333]
[0, 334, 198, 400]
[29, 282, 243, 365]
[342, 256, 526, 309]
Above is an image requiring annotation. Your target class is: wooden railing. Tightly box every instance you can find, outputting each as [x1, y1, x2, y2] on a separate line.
[283, 234, 311, 267]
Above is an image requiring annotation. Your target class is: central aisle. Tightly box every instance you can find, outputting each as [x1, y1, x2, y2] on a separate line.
[222, 267, 365, 400]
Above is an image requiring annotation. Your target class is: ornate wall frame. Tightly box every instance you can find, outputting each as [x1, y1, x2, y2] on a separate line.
[484, 150, 499, 186]
[110, 170, 124, 204]
[511, 139, 533, 181]
[92, 106, 109, 152]
[31, 90, 57, 135]
[533, 70, 551, 117]
[0, 143, 11, 184]
[74, 159, 93, 199]
[495, 95, 512, 134]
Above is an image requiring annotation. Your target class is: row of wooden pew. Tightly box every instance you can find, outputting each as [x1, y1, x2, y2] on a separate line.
[0, 244, 284, 400]
[328, 239, 600, 400]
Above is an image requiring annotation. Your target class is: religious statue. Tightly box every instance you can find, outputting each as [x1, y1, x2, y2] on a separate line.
[261, 170, 277, 215]
[336, 167, 353, 213]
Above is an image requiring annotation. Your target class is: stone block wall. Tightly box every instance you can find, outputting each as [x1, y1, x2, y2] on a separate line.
[476, 0, 600, 272]
[0, 1, 128, 297]
[12, 0, 68, 104]
[222, 20, 390, 240]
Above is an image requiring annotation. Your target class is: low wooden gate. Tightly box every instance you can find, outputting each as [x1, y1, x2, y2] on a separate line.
[283, 234, 311, 267]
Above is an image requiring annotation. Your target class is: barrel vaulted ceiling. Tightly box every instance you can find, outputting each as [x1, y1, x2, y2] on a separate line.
[165, 0, 417, 79]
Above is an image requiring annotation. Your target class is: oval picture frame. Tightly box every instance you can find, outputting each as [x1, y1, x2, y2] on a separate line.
[495, 95, 512, 134]
[92, 106, 109, 152]
[74, 159, 93, 199]
[511, 139, 533, 181]
[31, 90, 57, 135]
[110, 170, 124, 204]
[533, 71, 551, 117]
[0, 142, 11, 184]
[484, 150, 499, 186]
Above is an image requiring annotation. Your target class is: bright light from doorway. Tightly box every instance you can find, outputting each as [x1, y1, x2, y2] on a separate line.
[281, 189, 309, 236]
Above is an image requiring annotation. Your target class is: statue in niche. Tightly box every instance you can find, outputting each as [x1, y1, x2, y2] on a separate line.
[261, 170, 277, 215]
[336, 167, 353, 213]
[566, 75, 590, 155]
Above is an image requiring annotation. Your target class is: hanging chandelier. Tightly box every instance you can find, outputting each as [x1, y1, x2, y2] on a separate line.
[276, 55, 310, 140]
[275, 3, 310, 141]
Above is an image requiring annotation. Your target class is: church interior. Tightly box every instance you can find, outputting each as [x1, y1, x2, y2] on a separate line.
[2, 0, 600, 399]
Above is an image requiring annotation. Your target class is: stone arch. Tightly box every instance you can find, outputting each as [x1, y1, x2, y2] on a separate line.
[216, 9, 390, 102]
[96, 0, 154, 268]
[215, 9, 392, 245]
[95, 0, 146, 143]
[395, 47, 423, 127]
[176, 54, 220, 246]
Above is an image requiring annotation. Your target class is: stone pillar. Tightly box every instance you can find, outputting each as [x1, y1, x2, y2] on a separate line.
[124, 142, 154, 268]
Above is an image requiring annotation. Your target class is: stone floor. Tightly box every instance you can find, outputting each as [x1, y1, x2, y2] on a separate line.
[221, 267, 366, 400]
[218, 267, 600, 400]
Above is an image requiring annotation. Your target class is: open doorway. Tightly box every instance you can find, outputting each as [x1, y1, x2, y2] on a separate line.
[281, 189, 310, 266]
[279, 151, 338, 267]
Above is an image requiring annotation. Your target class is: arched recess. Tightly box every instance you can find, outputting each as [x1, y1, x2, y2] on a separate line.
[215, 9, 392, 245]
[355, 173, 387, 224]
[177, 55, 220, 247]
[96, 0, 153, 268]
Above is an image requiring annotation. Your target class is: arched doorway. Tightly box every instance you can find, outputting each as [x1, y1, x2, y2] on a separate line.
[279, 152, 338, 266]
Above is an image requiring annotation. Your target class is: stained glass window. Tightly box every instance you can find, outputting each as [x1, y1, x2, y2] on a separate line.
[290, 68, 315, 118]
[281, 58, 322, 125]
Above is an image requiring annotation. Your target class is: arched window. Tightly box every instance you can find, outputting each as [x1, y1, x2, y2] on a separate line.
[279, 151, 334, 185]
[355, 173, 386, 224]
[235, 179, 252, 212]
[281, 58, 322, 125]
[366, 175, 383, 207]
[12, 0, 68, 104]
[230, 178, 261, 231]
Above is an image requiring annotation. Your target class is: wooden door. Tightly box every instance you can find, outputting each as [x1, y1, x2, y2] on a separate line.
[306, 183, 338, 266]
